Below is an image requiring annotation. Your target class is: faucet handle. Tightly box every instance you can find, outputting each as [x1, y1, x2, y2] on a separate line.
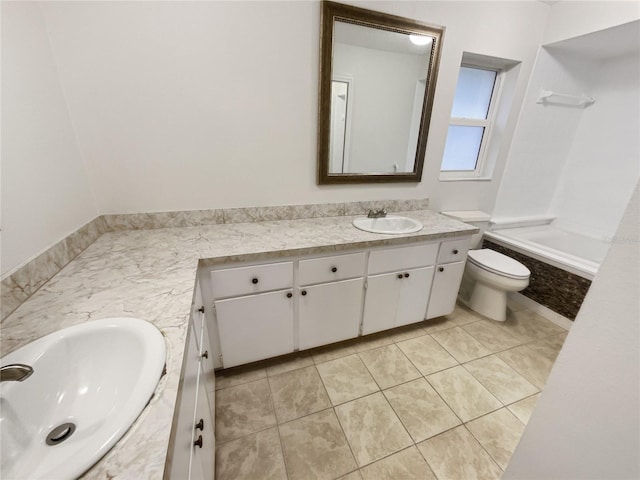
[366, 208, 387, 218]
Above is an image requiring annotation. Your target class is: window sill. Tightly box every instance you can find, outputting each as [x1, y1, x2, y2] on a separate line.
[439, 174, 493, 182]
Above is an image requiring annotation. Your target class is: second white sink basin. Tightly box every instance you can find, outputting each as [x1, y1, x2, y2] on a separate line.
[353, 215, 423, 234]
[0, 317, 166, 480]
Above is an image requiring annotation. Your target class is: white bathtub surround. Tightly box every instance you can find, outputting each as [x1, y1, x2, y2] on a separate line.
[1, 199, 429, 321]
[484, 225, 606, 280]
[0, 210, 474, 479]
[494, 20, 640, 244]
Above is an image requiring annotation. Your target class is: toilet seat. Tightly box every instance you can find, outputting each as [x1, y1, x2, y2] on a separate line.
[467, 249, 530, 280]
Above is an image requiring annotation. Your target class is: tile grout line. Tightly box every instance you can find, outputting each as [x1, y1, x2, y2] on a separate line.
[265, 373, 293, 480]
[311, 362, 362, 478]
[461, 422, 505, 473]
[214, 304, 566, 479]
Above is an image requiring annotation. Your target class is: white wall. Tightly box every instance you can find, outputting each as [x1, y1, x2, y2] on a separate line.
[2, 1, 550, 273]
[550, 50, 640, 239]
[503, 182, 639, 480]
[1, 2, 97, 276]
[333, 43, 426, 173]
[37, 0, 549, 215]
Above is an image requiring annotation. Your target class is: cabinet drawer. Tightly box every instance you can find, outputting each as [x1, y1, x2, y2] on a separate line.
[437, 238, 471, 264]
[299, 252, 365, 286]
[368, 243, 438, 275]
[211, 262, 293, 299]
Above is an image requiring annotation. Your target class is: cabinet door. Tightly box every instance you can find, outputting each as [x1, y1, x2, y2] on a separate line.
[396, 266, 435, 327]
[426, 261, 465, 319]
[215, 290, 295, 368]
[298, 278, 363, 350]
[190, 365, 215, 480]
[362, 272, 402, 335]
[168, 322, 200, 480]
[200, 320, 215, 405]
[191, 280, 205, 353]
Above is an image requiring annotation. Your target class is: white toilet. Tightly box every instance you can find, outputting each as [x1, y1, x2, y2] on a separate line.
[441, 211, 531, 322]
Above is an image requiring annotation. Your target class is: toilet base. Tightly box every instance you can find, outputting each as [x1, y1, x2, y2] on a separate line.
[469, 282, 508, 322]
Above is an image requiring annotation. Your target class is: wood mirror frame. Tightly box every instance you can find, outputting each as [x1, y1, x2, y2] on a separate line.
[317, 1, 445, 184]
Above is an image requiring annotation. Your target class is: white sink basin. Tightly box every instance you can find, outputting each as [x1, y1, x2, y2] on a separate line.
[353, 215, 423, 234]
[0, 318, 166, 480]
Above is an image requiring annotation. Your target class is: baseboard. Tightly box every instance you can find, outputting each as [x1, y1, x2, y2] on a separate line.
[509, 292, 573, 330]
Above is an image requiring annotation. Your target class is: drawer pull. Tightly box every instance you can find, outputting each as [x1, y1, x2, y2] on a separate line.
[251, 277, 259, 284]
[194, 435, 203, 448]
[195, 419, 204, 431]
[301, 290, 307, 296]
[404, 273, 410, 278]
[331, 267, 338, 273]
[453, 249, 459, 255]
[197, 306, 205, 314]
[397, 274, 403, 279]
[286, 292, 293, 298]
[439, 267, 444, 272]
[202, 350, 209, 359]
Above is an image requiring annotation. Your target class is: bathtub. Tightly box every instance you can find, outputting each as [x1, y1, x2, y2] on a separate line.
[483, 225, 609, 281]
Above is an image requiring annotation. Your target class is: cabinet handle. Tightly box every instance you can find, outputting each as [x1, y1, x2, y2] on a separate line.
[331, 266, 338, 273]
[194, 435, 203, 448]
[286, 292, 293, 298]
[453, 249, 459, 255]
[195, 418, 204, 431]
[202, 350, 209, 359]
[404, 273, 410, 278]
[197, 306, 205, 314]
[397, 274, 403, 279]
[301, 290, 307, 296]
[251, 277, 259, 284]
[439, 267, 444, 272]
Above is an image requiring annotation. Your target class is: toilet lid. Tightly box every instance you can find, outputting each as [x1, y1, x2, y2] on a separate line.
[468, 249, 530, 279]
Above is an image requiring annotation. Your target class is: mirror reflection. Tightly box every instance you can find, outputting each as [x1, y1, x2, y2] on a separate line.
[318, 1, 444, 184]
[330, 22, 432, 174]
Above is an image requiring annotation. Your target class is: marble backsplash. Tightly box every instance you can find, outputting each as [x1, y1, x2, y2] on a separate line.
[1, 198, 429, 321]
[1, 217, 107, 321]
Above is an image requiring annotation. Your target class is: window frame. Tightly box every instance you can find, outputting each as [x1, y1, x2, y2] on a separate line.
[440, 63, 506, 181]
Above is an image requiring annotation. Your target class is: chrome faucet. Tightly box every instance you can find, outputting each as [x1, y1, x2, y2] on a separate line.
[0, 364, 34, 382]
[367, 208, 387, 218]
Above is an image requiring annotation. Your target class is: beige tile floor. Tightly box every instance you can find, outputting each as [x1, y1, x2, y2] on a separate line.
[214, 299, 568, 480]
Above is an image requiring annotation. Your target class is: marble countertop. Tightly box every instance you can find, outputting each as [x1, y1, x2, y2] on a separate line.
[0, 210, 476, 479]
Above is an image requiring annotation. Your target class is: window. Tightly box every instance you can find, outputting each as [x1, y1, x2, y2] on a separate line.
[440, 57, 506, 180]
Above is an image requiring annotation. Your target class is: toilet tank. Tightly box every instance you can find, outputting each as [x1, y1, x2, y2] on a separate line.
[441, 211, 491, 249]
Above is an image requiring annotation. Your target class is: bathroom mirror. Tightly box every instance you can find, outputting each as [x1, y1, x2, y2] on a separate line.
[318, 1, 444, 184]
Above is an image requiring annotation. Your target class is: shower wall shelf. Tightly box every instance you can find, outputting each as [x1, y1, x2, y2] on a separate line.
[536, 89, 596, 107]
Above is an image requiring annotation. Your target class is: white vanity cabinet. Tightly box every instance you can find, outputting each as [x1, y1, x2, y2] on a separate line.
[166, 281, 215, 480]
[298, 253, 365, 349]
[426, 238, 470, 319]
[205, 235, 472, 368]
[211, 262, 295, 368]
[362, 244, 437, 335]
